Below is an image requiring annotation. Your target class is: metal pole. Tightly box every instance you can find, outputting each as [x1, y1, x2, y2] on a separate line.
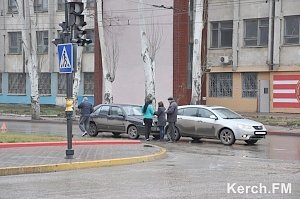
[64, 0, 74, 159]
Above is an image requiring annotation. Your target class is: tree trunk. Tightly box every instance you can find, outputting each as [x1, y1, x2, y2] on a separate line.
[19, 0, 40, 119]
[138, 0, 156, 101]
[191, 0, 204, 105]
[73, 46, 83, 111]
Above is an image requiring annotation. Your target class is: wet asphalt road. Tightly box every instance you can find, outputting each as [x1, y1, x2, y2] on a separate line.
[0, 121, 299, 199]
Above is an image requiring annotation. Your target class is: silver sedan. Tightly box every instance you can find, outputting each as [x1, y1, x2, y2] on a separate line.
[170, 105, 267, 145]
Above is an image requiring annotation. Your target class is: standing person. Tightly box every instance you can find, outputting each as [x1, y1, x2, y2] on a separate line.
[155, 101, 166, 141]
[78, 97, 93, 137]
[142, 99, 154, 141]
[165, 97, 178, 143]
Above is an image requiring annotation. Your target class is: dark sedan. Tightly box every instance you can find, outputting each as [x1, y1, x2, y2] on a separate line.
[88, 104, 160, 139]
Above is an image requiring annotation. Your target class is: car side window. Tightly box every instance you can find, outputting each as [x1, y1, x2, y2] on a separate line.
[177, 109, 184, 115]
[198, 108, 214, 118]
[98, 105, 110, 116]
[183, 108, 198, 117]
[110, 107, 123, 116]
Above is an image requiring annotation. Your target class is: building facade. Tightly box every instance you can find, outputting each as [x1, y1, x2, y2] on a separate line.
[174, 0, 300, 113]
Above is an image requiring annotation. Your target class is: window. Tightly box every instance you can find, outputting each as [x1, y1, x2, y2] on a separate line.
[284, 16, 300, 44]
[0, 73, 2, 94]
[244, 18, 269, 47]
[57, 0, 64, 11]
[36, 31, 48, 54]
[8, 0, 18, 13]
[84, 72, 94, 95]
[180, 108, 198, 117]
[209, 73, 232, 97]
[8, 32, 22, 54]
[98, 105, 110, 115]
[198, 108, 214, 118]
[57, 73, 66, 95]
[38, 73, 51, 95]
[86, 0, 95, 9]
[211, 21, 233, 48]
[110, 107, 123, 116]
[8, 73, 26, 94]
[34, 0, 48, 12]
[84, 29, 94, 53]
[242, 73, 257, 98]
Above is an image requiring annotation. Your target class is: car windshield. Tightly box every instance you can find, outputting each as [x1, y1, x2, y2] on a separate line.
[122, 105, 143, 116]
[212, 108, 244, 119]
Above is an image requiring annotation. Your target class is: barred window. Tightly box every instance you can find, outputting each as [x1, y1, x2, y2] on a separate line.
[38, 73, 51, 95]
[0, 73, 2, 94]
[84, 29, 94, 53]
[57, 73, 66, 95]
[84, 72, 94, 95]
[242, 73, 257, 98]
[209, 73, 232, 97]
[8, 32, 22, 54]
[284, 15, 300, 44]
[34, 0, 48, 12]
[8, 73, 26, 94]
[37, 31, 48, 54]
[57, 0, 64, 11]
[211, 21, 233, 48]
[244, 18, 269, 46]
[8, 0, 18, 13]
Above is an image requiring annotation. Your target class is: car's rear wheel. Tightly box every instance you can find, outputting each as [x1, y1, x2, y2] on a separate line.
[112, 133, 121, 137]
[244, 140, 258, 145]
[219, 128, 235, 145]
[127, 125, 139, 139]
[88, 122, 99, 137]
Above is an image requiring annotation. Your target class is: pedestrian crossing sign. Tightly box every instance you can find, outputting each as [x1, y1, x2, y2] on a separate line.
[58, 43, 73, 73]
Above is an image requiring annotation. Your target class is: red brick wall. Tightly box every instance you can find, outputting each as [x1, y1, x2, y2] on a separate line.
[173, 0, 191, 105]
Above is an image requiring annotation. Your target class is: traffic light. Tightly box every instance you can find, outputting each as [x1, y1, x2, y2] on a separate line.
[52, 22, 69, 46]
[68, 2, 85, 27]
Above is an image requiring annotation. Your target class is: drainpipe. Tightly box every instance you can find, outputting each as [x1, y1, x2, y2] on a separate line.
[232, 0, 240, 71]
[267, 0, 275, 71]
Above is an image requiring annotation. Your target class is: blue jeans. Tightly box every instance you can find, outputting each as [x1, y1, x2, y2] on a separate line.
[79, 116, 90, 133]
[159, 126, 165, 140]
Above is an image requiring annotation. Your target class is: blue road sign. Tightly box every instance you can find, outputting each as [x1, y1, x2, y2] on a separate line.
[58, 43, 73, 73]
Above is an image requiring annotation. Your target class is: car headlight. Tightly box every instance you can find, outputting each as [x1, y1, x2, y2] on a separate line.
[238, 124, 253, 130]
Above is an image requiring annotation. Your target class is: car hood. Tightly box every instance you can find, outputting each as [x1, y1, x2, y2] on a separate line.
[223, 118, 264, 126]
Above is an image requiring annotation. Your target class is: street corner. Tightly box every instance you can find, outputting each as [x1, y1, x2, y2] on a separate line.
[0, 143, 167, 176]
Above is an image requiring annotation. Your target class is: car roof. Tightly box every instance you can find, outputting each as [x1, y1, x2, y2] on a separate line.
[178, 105, 226, 109]
[94, 104, 141, 107]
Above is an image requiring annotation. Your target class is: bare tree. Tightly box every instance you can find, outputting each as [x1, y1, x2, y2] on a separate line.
[138, 0, 163, 104]
[17, 0, 40, 119]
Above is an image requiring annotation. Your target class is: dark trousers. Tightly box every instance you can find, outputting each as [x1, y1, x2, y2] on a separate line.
[168, 122, 176, 141]
[144, 118, 153, 139]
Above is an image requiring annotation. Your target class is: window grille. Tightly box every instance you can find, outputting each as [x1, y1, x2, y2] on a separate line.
[84, 29, 94, 53]
[8, 73, 26, 94]
[57, 0, 64, 11]
[211, 21, 233, 48]
[284, 16, 300, 44]
[57, 73, 66, 95]
[209, 73, 232, 97]
[36, 31, 48, 54]
[244, 18, 269, 47]
[84, 72, 94, 95]
[8, 0, 18, 13]
[34, 0, 48, 12]
[8, 32, 22, 54]
[86, 0, 95, 9]
[242, 73, 257, 98]
[38, 73, 51, 95]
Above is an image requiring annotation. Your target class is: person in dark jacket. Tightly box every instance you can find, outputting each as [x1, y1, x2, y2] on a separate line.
[165, 97, 178, 142]
[154, 101, 166, 141]
[78, 97, 93, 137]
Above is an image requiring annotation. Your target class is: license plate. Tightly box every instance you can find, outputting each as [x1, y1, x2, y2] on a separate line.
[255, 131, 267, 135]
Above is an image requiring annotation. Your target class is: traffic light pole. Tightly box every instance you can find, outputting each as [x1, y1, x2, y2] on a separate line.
[64, 0, 74, 159]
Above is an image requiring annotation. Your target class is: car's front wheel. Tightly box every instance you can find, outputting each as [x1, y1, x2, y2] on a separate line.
[244, 140, 258, 145]
[166, 125, 181, 141]
[88, 122, 99, 137]
[219, 128, 235, 145]
[127, 125, 139, 139]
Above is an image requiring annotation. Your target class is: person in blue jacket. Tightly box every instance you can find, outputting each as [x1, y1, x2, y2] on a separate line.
[142, 99, 154, 141]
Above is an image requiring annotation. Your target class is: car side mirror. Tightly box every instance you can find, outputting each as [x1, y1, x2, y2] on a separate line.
[210, 115, 218, 120]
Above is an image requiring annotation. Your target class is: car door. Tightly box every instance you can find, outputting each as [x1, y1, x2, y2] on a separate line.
[107, 106, 126, 133]
[195, 108, 216, 138]
[176, 107, 198, 136]
[91, 105, 110, 131]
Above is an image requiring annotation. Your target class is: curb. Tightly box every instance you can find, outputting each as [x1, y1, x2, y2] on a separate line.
[0, 140, 141, 148]
[0, 144, 166, 176]
[267, 131, 300, 137]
